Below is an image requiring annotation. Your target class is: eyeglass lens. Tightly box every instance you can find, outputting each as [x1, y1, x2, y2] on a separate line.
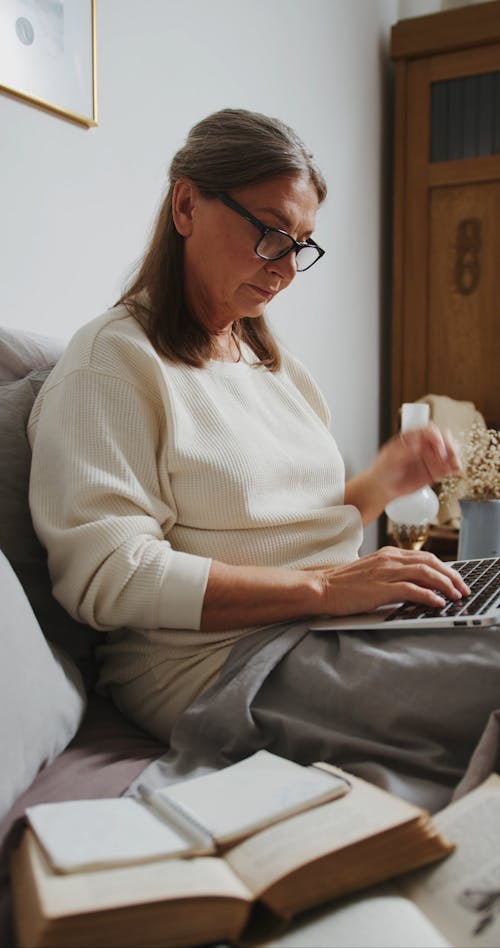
[256, 232, 321, 271]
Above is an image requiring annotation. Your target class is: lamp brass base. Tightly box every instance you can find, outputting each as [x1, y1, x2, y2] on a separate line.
[391, 523, 430, 551]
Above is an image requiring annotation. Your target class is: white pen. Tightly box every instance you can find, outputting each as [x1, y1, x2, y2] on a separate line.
[137, 783, 216, 853]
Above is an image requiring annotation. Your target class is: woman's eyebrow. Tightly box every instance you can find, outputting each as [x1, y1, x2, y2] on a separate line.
[257, 206, 293, 229]
[257, 206, 313, 236]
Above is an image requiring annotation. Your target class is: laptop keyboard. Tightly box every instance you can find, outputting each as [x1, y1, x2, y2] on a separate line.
[385, 557, 500, 622]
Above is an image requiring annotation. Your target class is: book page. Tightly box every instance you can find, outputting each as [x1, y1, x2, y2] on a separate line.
[154, 750, 347, 845]
[25, 797, 212, 873]
[225, 770, 424, 897]
[265, 888, 451, 947]
[15, 831, 252, 917]
[401, 775, 500, 947]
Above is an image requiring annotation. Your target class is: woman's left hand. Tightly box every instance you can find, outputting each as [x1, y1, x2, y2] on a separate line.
[345, 423, 461, 526]
[373, 423, 461, 502]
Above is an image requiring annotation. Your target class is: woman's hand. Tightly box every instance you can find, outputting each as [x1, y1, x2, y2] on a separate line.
[345, 424, 461, 525]
[200, 547, 469, 632]
[372, 423, 461, 500]
[317, 546, 470, 617]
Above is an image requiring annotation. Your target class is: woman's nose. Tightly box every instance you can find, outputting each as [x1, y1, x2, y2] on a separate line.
[267, 251, 298, 282]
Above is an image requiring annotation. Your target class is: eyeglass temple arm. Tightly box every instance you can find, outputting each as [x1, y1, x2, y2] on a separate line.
[216, 190, 324, 257]
[215, 191, 268, 235]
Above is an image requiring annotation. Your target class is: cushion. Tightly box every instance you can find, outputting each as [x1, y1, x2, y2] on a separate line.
[0, 326, 65, 382]
[0, 694, 165, 947]
[0, 369, 99, 688]
[0, 549, 86, 822]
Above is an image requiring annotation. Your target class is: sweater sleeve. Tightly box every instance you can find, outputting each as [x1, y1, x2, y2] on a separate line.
[28, 369, 211, 632]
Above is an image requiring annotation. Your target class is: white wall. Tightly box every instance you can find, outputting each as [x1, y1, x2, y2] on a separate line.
[0, 0, 399, 552]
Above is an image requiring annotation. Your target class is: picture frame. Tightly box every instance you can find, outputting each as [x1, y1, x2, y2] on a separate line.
[0, 0, 97, 128]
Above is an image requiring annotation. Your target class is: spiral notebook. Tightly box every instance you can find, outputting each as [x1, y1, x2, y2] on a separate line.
[308, 557, 500, 633]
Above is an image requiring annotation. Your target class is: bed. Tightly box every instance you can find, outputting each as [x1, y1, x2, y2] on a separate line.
[1, 324, 499, 948]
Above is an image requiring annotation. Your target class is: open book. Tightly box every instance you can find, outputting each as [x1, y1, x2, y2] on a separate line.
[22, 751, 349, 872]
[265, 774, 500, 948]
[10, 753, 453, 948]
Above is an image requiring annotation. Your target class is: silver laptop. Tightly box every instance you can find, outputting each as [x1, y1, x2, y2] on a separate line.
[308, 557, 500, 633]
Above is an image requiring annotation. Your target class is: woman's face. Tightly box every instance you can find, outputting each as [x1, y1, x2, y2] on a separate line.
[176, 175, 320, 333]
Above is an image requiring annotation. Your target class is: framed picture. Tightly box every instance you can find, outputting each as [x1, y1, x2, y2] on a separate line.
[0, 0, 97, 128]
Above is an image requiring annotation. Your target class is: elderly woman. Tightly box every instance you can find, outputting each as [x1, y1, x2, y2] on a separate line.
[29, 109, 489, 803]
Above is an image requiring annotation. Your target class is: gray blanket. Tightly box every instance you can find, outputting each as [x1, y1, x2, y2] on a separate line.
[128, 620, 500, 813]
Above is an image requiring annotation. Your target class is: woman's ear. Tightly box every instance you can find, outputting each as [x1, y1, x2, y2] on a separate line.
[172, 179, 198, 237]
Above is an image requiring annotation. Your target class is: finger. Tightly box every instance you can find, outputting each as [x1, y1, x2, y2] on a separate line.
[435, 430, 461, 474]
[439, 562, 470, 596]
[442, 428, 462, 471]
[383, 548, 465, 592]
[391, 582, 450, 608]
[414, 547, 468, 575]
[373, 548, 469, 599]
[420, 431, 454, 478]
[404, 561, 469, 600]
[416, 551, 470, 594]
[423, 427, 461, 478]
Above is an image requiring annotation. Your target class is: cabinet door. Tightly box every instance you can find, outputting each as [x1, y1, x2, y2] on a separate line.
[428, 181, 500, 421]
[391, 43, 500, 429]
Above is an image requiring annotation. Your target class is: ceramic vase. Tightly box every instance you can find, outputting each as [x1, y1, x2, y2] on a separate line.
[457, 499, 500, 560]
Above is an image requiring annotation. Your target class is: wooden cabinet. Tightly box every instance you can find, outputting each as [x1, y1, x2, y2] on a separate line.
[389, 1, 500, 432]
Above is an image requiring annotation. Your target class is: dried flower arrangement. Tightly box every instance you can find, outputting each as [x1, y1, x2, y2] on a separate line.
[439, 423, 500, 504]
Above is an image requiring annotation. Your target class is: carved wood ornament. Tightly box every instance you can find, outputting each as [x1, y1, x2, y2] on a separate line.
[454, 218, 482, 296]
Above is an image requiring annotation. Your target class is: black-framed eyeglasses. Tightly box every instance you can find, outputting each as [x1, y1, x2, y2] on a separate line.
[215, 191, 325, 272]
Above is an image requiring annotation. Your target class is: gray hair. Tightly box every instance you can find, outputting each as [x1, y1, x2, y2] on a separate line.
[169, 107, 327, 200]
[118, 108, 326, 369]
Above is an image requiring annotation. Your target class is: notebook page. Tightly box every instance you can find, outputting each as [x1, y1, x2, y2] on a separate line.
[25, 797, 208, 873]
[152, 750, 347, 845]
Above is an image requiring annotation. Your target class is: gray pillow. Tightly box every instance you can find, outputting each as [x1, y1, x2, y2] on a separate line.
[0, 549, 86, 822]
[0, 326, 65, 382]
[0, 369, 99, 689]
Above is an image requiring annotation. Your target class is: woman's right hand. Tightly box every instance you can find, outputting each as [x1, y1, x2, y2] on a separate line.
[317, 546, 470, 617]
[200, 548, 470, 633]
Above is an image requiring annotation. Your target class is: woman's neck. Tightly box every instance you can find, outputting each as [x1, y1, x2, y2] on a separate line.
[210, 326, 241, 363]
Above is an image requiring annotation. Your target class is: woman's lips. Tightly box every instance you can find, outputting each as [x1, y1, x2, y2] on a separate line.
[248, 284, 276, 301]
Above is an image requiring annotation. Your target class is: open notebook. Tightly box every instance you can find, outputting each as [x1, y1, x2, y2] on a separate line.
[309, 557, 500, 633]
[23, 751, 349, 873]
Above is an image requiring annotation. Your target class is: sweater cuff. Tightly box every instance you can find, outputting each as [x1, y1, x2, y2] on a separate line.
[157, 550, 211, 630]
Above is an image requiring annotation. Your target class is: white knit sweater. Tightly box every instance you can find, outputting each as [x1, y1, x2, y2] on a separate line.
[28, 307, 362, 717]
